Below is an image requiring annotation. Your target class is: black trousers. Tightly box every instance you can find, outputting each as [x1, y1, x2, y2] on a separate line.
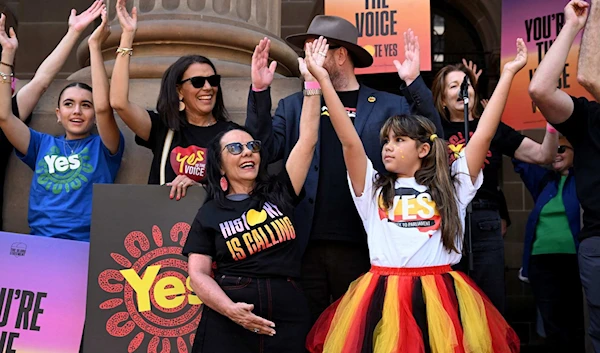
[579, 236, 600, 353]
[454, 208, 506, 314]
[300, 240, 371, 323]
[192, 275, 311, 353]
[529, 254, 585, 353]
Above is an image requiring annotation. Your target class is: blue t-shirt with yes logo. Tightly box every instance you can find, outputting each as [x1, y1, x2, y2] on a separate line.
[17, 129, 125, 241]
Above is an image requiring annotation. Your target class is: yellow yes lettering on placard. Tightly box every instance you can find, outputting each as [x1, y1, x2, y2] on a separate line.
[120, 265, 202, 312]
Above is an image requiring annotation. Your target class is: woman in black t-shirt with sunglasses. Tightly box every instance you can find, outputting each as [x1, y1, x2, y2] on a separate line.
[110, 0, 234, 199]
[182, 37, 327, 353]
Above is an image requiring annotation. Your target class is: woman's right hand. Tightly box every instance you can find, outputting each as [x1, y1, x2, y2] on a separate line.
[116, 0, 137, 34]
[226, 302, 276, 336]
[0, 14, 18, 54]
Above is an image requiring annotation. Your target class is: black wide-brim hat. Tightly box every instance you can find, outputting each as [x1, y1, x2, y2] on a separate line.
[286, 15, 374, 68]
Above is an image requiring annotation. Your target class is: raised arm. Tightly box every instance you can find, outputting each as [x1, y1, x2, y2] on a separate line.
[394, 29, 443, 137]
[578, 0, 600, 100]
[109, 0, 151, 140]
[285, 38, 325, 195]
[513, 125, 558, 164]
[89, 7, 120, 154]
[529, 0, 588, 124]
[0, 14, 30, 154]
[188, 253, 275, 336]
[16, 0, 104, 120]
[306, 42, 367, 196]
[465, 38, 527, 183]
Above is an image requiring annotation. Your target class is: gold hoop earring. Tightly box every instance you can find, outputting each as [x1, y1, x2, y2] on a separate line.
[179, 98, 185, 112]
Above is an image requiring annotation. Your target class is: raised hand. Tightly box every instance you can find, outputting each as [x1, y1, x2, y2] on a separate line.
[504, 38, 528, 74]
[0, 13, 18, 53]
[462, 58, 482, 84]
[564, 0, 589, 31]
[251, 37, 277, 91]
[304, 37, 329, 82]
[69, 0, 104, 33]
[393, 28, 420, 85]
[88, 6, 110, 47]
[116, 0, 138, 34]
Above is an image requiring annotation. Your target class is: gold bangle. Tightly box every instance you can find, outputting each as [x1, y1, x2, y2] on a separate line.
[116, 47, 133, 57]
[0, 71, 13, 84]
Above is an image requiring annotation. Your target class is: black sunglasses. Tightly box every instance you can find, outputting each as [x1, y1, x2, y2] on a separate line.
[179, 75, 221, 88]
[557, 145, 572, 154]
[222, 140, 262, 155]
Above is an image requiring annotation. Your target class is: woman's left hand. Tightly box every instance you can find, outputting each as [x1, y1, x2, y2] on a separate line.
[167, 175, 198, 200]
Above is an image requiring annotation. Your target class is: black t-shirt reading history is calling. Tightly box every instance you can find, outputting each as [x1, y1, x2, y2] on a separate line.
[311, 90, 367, 243]
[443, 119, 525, 206]
[136, 111, 233, 184]
[182, 169, 304, 278]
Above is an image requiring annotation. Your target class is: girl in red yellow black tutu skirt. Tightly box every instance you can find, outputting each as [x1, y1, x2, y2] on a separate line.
[301, 36, 526, 353]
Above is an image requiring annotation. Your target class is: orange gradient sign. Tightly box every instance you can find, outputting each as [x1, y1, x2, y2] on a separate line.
[501, 0, 593, 130]
[325, 0, 431, 74]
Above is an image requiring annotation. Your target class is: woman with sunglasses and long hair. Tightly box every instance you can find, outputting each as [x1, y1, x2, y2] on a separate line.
[182, 38, 327, 353]
[110, 0, 234, 199]
[513, 136, 584, 353]
[0, 8, 124, 241]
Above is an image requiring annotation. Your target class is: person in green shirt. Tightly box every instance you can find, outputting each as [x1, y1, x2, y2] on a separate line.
[514, 135, 584, 353]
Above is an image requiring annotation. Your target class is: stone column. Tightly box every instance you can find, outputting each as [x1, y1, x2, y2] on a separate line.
[70, 0, 300, 79]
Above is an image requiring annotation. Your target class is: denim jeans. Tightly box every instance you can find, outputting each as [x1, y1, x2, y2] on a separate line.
[579, 236, 600, 353]
[454, 208, 506, 314]
[529, 254, 585, 353]
[192, 275, 311, 353]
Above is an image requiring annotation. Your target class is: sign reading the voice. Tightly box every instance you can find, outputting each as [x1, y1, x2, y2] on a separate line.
[84, 185, 206, 353]
[0, 232, 89, 353]
[326, 0, 431, 74]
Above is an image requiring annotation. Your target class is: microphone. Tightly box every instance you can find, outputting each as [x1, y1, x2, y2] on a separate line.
[459, 75, 470, 104]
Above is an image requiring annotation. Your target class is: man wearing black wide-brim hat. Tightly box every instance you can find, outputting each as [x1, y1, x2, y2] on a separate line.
[246, 15, 442, 322]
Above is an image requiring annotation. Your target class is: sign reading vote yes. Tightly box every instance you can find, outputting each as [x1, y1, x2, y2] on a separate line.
[84, 185, 206, 353]
[325, 0, 431, 74]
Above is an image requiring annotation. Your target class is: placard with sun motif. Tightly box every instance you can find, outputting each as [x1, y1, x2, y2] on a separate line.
[84, 185, 206, 353]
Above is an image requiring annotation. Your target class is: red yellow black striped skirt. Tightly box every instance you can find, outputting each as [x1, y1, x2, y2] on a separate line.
[306, 265, 520, 353]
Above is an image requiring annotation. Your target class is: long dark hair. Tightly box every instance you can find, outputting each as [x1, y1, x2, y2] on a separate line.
[57, 82, 92, 107]
[157, 55, 229, 131]
[431, 64, 479, 122]
[206, 124, 293, 210]
[375, 115, 462, 253]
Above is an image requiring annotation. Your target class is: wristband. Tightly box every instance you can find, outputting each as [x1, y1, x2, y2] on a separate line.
[546, 123, 557, 134]
[304, 81, 321, 90]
